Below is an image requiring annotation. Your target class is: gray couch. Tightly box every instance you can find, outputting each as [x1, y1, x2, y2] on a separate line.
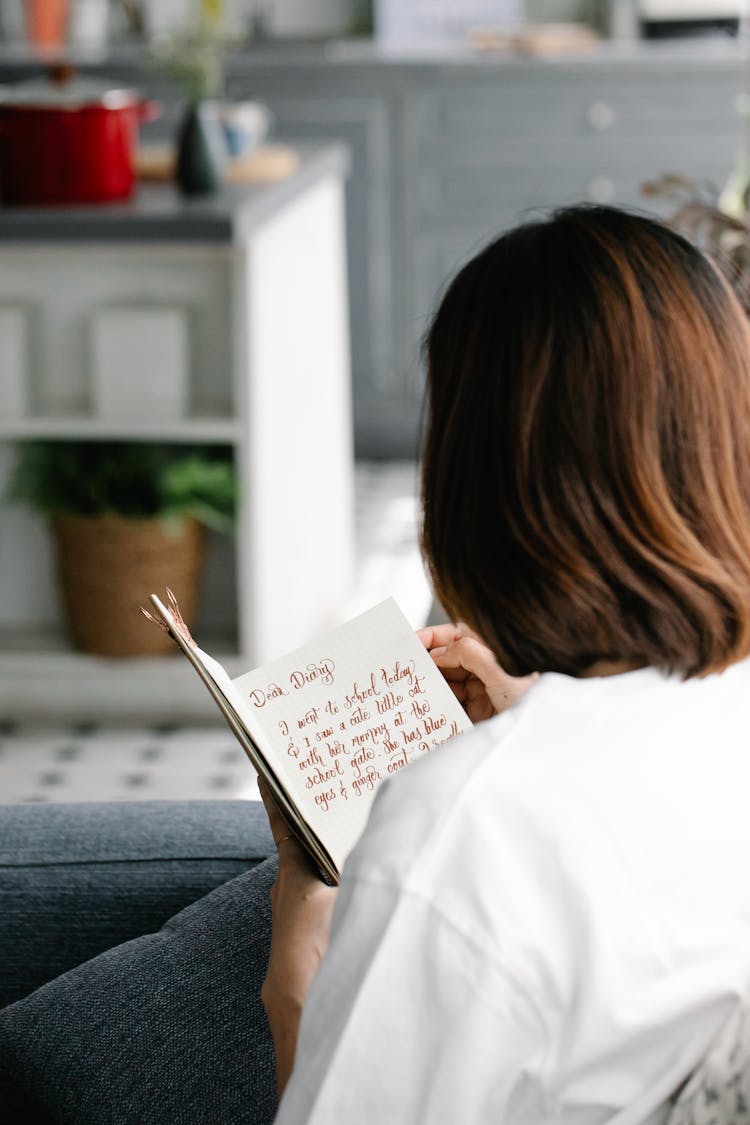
[0, 800, 278, 1124]
[1, 800, 747, 1125]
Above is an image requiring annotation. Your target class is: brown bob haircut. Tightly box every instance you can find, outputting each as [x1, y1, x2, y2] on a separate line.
[421, 205, 750, 678]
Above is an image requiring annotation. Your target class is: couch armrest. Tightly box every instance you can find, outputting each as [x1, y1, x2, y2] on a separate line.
[0, 799, 273, 1009]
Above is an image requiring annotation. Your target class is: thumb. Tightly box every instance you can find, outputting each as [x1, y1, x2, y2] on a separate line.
[433, 636, 539, 714]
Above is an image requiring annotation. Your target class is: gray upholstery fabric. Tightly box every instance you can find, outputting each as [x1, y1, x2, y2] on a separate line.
[0, 799, 274, 1009]
[0, 854, 279, 1124]
[667, 998, 750, 1125]
[0, 800, 276, 1123]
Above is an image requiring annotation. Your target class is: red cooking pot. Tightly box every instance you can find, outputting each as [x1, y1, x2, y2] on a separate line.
[0, 71, 159, 205]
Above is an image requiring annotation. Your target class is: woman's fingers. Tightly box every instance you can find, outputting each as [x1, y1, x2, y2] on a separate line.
[418, 622, 487, 661]
[426, 645, 476, 682]
[430, 635, 504, 681]
[424, 621, 540, 719]
[258, 778, 309, 864]
[447, 680, 468, 703]
[257, 777, 287, 839]
[431, 636, 540, 715]
[417, 623, 463, 651]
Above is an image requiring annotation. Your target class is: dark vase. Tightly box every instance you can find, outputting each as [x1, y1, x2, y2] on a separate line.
[175, 101, 226, 197]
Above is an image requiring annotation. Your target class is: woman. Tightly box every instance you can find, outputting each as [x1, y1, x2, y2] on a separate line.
[261, 205, 750, 1123]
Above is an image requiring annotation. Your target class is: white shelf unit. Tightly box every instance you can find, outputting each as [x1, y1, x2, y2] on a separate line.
[0, 418, 243, 443]
[0, 168, 356, 721]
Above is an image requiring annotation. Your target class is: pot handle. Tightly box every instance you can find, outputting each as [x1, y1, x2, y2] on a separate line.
[138, 100, 161, 124]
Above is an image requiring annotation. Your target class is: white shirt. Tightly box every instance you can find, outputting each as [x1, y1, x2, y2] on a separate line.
[276, 659, 750, 1124]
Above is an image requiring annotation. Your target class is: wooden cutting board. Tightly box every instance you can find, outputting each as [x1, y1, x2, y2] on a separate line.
[136, 143, 300, 185]
[469, 23, 600, 55]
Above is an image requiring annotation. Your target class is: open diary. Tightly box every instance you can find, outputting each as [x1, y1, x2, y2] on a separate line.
[145, 593, 472, 883]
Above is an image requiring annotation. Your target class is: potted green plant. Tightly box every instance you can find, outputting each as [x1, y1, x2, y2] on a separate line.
[642, 173, 750, 313]
[8, 441, 236, 657]
[642, 88, 750, 313]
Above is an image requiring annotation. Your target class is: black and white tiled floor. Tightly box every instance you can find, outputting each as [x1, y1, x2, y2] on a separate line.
[1, 462, 434, 805]
[0, 724, 260, 805]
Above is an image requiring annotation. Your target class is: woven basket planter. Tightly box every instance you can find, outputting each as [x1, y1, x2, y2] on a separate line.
[52, 514, 205, 657]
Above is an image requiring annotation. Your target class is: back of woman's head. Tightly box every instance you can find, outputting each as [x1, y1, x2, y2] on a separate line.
[421, 205, 750, 678]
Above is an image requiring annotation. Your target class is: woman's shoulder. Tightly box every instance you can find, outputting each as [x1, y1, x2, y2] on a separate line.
[345, 663, 657, 878]
[343, 656, 750, 952]
[341, 688, 555, 926]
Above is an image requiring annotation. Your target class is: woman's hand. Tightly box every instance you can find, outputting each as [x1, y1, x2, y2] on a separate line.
[417, 622, 539, 723]
[258, 779, 338, 1097]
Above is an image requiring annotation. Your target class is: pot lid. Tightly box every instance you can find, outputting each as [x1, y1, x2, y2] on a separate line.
[0, 69, 139, 110]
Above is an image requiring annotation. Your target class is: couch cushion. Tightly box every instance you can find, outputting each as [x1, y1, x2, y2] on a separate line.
[0, 853, 278, 1125]
[666, 989, 750, 1125]
[0, 799, 274, 1008]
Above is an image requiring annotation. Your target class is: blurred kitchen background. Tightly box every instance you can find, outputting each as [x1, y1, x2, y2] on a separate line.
[0, 0, 748, 802]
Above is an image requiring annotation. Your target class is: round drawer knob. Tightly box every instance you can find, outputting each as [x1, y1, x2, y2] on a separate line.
[586, 100, 616, 131]
[587, 175, 616, 203]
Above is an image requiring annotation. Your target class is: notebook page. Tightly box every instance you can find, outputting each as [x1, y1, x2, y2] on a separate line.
[231, 598, 472, 873]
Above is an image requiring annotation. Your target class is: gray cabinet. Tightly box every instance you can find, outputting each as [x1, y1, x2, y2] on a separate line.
[8, 44, 741, 457]
[399, 64, 742, 398]
[221, 48, 743, 456]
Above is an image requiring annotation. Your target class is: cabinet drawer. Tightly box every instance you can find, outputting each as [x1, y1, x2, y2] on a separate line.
[413, 74, 595, 142]
[410, 66, 741, 219]
[415, 136, 604, 215]
[413, 130, 738, 220]
[413, 68, 742, 143]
